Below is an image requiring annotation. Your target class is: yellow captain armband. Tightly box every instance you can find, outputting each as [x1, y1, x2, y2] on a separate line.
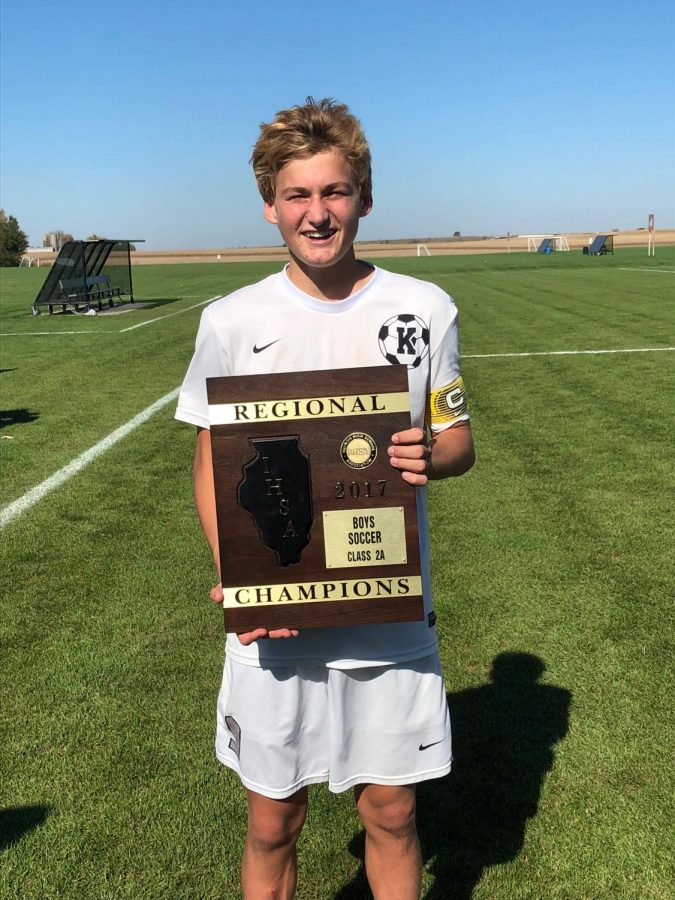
[426, 377, 469, 426]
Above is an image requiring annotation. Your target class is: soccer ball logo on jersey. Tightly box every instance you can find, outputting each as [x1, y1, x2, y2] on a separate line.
[378, 314, 430, 368]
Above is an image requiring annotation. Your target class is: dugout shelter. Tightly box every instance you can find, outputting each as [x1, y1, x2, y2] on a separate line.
[31, 239, 144, 315]
[583, 234, 614, 256]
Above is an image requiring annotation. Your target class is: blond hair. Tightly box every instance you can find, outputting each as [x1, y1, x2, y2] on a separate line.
[251, 97, 372, 204]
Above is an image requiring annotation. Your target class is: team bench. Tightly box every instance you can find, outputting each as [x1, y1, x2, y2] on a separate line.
[52, 275, 124, 314]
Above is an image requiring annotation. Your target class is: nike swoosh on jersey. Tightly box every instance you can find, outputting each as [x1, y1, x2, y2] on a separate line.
[253, 339, 281, 354]
[418, 739, 446, 751]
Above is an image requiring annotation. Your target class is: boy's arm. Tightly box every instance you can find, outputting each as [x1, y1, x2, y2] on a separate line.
[388, 423, 475, 486]
[193, 427, 299, 644]
[194, 427, 220, 573]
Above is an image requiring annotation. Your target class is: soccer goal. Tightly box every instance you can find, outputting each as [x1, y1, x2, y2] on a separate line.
[19, 255, 40, 268]
[416, 244, 431, 257]
[526, 235, 570, 252]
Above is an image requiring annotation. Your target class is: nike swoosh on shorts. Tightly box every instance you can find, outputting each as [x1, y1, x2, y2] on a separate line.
[418, 739, 445, 751]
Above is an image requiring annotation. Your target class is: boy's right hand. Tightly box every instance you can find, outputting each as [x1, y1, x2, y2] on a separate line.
[209, 583, 300, 644]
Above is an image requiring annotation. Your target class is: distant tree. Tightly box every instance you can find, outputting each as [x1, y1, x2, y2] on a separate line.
[0, 209, 29, 266]
[453, 231, 461, 237]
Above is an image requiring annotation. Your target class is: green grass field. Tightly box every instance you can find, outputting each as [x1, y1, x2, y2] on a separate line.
[1, 248, 673, 898]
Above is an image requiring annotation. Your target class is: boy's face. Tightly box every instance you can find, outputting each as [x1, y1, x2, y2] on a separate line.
[263, 148, 372, 272]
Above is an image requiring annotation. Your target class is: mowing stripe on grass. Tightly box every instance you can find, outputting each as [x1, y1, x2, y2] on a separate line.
[0, 331, 100, 336]
[2, 344, 673, 528]
[464, 347, 674, 359]
[119, 296, 222, 332]
[1, 296, 223, 338]
[617, 267, 675, 274]
[0, 388, 180, 529]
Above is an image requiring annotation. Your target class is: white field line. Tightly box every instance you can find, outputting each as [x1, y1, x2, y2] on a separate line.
[464, 347, 674, 359]
[119, 296, 221, 332]
[618, 267, 675, 274]
[0, 388, 180, 530]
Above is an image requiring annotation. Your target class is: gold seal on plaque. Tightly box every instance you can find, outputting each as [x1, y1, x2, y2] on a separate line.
[340, 432, 377, 469]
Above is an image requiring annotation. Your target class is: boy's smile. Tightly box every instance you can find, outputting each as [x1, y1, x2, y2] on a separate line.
[263, 149, 372, 292]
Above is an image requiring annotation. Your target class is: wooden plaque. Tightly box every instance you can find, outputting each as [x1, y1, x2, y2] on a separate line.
[207, 365, 423, 632]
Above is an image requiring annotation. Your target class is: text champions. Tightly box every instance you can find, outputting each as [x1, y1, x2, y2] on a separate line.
[222, 576, 423, 607]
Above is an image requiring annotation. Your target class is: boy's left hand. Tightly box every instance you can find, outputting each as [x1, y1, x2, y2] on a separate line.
[387, 427, 431, 486]
[209, 583, 299, 643]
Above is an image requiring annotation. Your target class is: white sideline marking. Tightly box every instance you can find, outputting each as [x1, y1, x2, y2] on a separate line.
[618, 267, 675, 274]
[464, 347, 674, 359]
[0, 388, 180, 530]
[120, 296, 221, 332]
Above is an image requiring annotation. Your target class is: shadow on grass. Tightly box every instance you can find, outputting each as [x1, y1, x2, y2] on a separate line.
[0, 408, 40, 429]
[134, 298, 183, 304]
[335, 652, 571, 900]
[89, 298, 183, 316]
[33, 298, 182, 317]
[109, 297, 183, 308]
[0, 805, 51, 851]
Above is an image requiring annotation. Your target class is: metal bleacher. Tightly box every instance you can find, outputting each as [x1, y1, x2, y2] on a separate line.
[31, 239, 144, 315]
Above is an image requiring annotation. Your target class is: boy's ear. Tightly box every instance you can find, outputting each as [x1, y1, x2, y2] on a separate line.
[263, 202, 278, 225]
[359, 195, 373, 218]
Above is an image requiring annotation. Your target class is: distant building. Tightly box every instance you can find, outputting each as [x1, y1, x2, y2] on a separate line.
[42, 231, 73, 250]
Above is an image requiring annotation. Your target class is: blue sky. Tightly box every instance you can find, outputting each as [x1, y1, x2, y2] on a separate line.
[1, 0, 673, 250]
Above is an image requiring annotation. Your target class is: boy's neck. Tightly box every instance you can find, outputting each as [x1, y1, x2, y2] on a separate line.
[286, 251, 374, 301]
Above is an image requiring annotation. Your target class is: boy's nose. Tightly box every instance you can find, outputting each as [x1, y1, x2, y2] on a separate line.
[307, 197, 329, 225]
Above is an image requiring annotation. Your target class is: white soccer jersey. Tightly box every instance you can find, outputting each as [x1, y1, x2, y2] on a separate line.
[175, 265, 469, 669]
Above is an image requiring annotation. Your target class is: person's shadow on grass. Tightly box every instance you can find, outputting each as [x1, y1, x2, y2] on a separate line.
[335, 652, 571, 899]
[0, 805, 51, 851]
[0, 408, 40, 430]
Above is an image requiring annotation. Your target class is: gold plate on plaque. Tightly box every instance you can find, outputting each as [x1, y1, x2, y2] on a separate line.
[323, 507, 407, 569]
[221, 575, 423, 608]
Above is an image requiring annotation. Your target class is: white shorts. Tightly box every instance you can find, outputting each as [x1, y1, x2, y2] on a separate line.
[215, 654, 452, 799]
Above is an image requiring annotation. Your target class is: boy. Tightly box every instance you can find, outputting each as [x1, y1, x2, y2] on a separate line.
[176, 97, 475, 899]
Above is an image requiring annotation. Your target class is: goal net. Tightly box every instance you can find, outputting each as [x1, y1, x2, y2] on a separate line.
[527, 235, 570, 252]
